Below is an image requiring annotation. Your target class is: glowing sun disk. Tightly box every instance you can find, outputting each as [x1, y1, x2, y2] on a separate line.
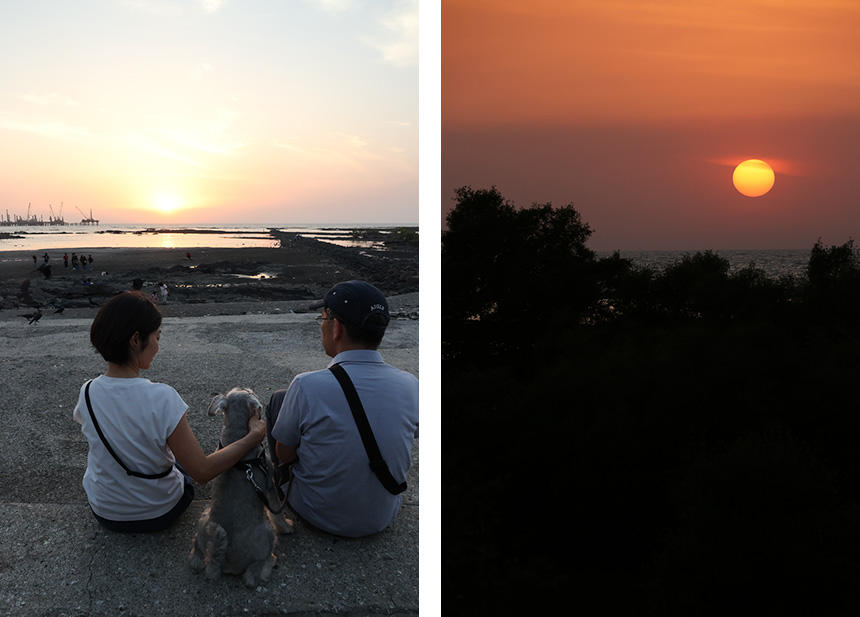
[153, 193, 183, 213]
[732, 159, 775, 197]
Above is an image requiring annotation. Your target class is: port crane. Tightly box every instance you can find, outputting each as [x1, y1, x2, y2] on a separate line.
[75, 205, 99, 225]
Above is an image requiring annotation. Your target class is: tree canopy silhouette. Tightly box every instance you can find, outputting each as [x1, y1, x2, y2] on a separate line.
[443, 186, 601, 357]
[442, 185, 860, 616]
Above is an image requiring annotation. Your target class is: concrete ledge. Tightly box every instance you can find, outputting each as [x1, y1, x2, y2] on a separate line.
[0, 499, 418, 616]
[0, 309, 419, 616]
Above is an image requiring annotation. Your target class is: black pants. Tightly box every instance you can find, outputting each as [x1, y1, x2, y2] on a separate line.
[91, 474, 195, 533]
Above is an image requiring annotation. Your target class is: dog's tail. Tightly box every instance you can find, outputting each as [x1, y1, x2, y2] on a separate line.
[203, 522, 229, 580]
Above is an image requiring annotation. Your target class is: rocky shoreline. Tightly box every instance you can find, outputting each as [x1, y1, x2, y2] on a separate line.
[0, 230, 418, 312]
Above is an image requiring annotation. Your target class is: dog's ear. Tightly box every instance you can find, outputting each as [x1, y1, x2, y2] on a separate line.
[243, 389, 263, 418]
[248, 397, 263, 419]
[207, 394, 228, 417]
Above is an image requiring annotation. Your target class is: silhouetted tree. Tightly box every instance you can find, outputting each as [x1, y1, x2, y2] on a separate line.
[655, 250, 732, 319]
[442, 186, 597, 359]
[805, 239, 860, 321]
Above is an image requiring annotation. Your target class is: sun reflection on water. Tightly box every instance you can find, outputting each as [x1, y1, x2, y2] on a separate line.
[159, 235, 178, 249]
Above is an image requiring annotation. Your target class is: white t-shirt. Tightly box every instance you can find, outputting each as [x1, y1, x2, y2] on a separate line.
[73, 375, 188, 521]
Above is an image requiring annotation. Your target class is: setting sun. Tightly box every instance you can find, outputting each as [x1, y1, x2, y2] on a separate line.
[732, 159, 775, 198]
[153, 193, 184, 214]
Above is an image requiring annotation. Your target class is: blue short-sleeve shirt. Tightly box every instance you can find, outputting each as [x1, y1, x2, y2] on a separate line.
[272, 349, 419, 537]
[272, 349, 418, 537]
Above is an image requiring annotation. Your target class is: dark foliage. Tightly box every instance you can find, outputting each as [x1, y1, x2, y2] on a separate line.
[443, 187, 860, 615]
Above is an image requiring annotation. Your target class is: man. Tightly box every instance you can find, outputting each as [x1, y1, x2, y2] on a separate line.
[266, 280, 419, 537]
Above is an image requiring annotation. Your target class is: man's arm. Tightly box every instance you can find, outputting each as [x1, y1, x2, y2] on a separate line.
[272, 379, 303, 466]
[275, 441, 298, 465]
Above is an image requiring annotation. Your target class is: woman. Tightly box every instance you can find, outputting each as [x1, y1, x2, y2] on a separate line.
[73, 291, 265, 533]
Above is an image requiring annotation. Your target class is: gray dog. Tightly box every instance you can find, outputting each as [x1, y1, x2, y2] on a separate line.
[189, 388, 286, 587]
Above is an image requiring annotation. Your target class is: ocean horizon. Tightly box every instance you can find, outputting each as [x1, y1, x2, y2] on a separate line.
[0, 223, 819, 279]
[0, 222, 417, 253]
[603, 248, 815, 280]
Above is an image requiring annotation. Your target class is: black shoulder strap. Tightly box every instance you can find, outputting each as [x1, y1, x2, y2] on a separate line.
[329, 364, 407, 495]
[84, 380, 172, 480]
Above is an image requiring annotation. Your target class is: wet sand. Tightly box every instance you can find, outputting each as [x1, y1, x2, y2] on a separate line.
[0, 232, 419, 315]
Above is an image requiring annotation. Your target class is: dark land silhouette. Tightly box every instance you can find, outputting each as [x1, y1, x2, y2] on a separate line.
[443, 186, 860, 615]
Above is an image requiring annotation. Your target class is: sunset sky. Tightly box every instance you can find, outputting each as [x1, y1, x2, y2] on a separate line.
[443, 0, 860, 250]
[0, 0, 417, 225]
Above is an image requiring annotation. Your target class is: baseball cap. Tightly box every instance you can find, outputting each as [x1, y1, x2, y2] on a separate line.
[319, 280, 390, 331]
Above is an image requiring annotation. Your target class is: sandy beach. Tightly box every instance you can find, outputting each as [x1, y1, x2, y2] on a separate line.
[0, 233, 421, 615]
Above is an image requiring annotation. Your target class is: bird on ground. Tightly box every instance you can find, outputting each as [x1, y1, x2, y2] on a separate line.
[20, 308, 42, 324]
[36, 264, 52, 279]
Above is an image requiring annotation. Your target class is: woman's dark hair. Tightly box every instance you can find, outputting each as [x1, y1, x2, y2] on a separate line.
[90, 291, 162, 364]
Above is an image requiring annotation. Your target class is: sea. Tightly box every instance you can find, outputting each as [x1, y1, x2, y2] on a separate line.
[0, 223, 813, 279]
[599, 249, 813, 280]
[0, 223, 407, 254]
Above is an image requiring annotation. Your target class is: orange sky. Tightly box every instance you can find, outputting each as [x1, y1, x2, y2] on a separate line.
[0, 1, 417, 225]
[443, 0, 860, 249]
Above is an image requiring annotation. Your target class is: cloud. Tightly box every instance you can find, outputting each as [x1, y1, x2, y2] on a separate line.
[0, 118, 94, 142]
[272, 131, 387, 170]
[195, 0, 225, 13]
[128, 134, 203, 168]
[17, 93, 79, 107]
[159, 128, 243, 157]
[333, 131, 368, 149]
[120, 0, 183, 17]
[274, 141, 305, 153]
[303, 0, 417, 66]
[362, 1, 418, 67]
[122, 0, 224, 16]
[304, 0, 355, 14]
[191, 63, 215, 80]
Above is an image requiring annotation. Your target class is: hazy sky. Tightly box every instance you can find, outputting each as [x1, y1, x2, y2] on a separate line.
[443, 0, 860, 250]
[0, 0, 417, 224]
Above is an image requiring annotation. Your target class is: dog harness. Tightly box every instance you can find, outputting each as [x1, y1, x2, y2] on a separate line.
[217, 440, 286, 514]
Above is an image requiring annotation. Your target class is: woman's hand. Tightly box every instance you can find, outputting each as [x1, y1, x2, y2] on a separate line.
[169, 412, 268, 484]
[248, 415, 267, 443]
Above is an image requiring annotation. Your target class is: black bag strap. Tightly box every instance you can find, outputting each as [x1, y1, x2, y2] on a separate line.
[329, 364, 407, 495]
[84, 380, 173, 480]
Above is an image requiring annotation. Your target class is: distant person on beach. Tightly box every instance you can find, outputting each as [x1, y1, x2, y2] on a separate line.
[72, 253, 79, 270]
[266, 280, 419, 537]
[43, 252, 49, 263]
[32, 255, 36, 265]
[159, 282, 168, 304]
[186, 252, 192, 260]
[132, 278, 143, 291]
[73, 291, 266, 533]
[64, 253, 69, 268]
[89, 254, 94, 266]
